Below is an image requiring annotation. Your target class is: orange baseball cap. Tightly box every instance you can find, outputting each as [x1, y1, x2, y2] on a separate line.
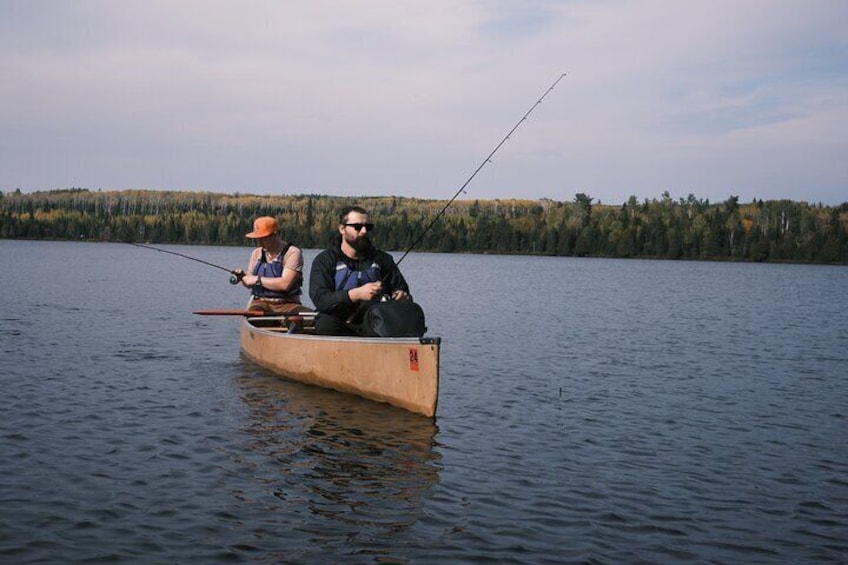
[245, 216, 279, 238]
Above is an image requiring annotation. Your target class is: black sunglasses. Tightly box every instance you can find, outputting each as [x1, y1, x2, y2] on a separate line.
[344, 223, 374, 231]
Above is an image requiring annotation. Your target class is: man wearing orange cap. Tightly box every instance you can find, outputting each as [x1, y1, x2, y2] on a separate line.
[235, 216, 310, 315]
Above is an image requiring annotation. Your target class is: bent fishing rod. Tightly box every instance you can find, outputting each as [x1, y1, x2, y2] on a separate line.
[129, 242, 244, 284]
[394, 72, 566, 267]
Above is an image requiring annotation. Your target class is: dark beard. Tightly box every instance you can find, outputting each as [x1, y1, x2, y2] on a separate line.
[347, 234, 373, 255]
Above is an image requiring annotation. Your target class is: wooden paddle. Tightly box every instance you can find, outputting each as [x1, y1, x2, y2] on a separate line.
[193, 309, 318, 318]
[193, 309, 266, 316]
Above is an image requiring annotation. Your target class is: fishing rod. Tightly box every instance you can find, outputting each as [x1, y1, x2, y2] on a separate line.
[347, 74, 567, 324]
[395, 72, 566, 267]
[129, 242, 244, 284]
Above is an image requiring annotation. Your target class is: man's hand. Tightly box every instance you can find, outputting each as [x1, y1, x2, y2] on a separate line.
[351, 282, 383, 302]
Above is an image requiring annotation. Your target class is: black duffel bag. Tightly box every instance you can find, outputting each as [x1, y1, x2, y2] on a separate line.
[362, 300, 427, 338]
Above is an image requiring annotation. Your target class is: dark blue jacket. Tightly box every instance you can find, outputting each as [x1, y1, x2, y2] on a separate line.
[309, 245, 409, 321]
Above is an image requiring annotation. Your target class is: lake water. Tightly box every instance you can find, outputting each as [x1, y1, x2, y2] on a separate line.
[1, 239, 847, 563]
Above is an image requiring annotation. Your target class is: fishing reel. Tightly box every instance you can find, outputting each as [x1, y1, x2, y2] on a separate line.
[229, 270, 245, 285]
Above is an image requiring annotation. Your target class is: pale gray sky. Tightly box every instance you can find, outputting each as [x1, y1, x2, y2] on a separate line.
[2, 1, 846, 204]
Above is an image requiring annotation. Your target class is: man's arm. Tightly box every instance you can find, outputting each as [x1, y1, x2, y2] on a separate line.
[309, 251, 353, 314]
[378, 252, 410, 298]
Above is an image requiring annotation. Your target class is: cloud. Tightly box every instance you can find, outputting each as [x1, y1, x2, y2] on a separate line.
[1, 0, 846, 204]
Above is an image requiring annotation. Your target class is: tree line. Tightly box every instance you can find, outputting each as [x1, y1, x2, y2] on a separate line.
[1, 188, 846, 264]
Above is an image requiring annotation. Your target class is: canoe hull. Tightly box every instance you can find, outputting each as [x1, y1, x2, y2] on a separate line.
[240, 320, 440, 417]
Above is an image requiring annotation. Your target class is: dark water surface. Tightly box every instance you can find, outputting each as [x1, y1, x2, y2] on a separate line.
[1, 240, 846, 563]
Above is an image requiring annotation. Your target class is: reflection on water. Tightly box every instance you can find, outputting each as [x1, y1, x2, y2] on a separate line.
[232, 358, 441, 559]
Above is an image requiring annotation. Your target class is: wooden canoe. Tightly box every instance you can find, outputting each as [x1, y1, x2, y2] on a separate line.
[239, 315, 441, 417]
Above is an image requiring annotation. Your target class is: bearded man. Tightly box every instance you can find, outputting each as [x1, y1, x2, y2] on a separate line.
[309, 205, 411, 336]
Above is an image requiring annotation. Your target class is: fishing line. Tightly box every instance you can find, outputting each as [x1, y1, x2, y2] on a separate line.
[129, 242, 244, 283]
[347, 74, 567, 323]
[395, 72, 566, 267]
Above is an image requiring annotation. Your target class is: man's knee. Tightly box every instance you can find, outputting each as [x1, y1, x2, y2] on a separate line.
[315, 314, 358, 336]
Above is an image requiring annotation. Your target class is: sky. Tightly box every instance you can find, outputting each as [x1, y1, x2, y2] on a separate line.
[2, 1, 846, 205]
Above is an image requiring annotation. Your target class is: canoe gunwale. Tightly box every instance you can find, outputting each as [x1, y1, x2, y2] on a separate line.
[246, 325, 441, 345]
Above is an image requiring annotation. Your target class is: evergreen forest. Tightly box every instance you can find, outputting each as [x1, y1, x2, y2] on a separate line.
[1, 188, 846, 264]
